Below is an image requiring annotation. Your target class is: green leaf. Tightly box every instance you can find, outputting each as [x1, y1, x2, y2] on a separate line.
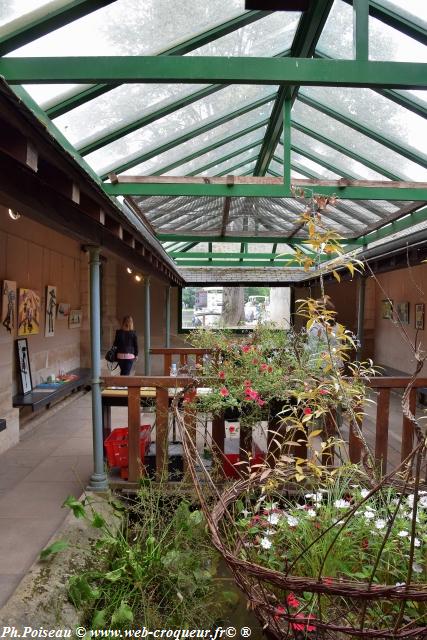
[68, 576, 99, 607]
[105, 568, 124, 582]
[63, 496, 86, 518]
[221, 590, 240, 607]
[92, 610, 107, 629]
[40, 540, 69, 560]
[189, 510, 204, 526]
[111, 601, 134, 625]
[91, 512, 106, 528]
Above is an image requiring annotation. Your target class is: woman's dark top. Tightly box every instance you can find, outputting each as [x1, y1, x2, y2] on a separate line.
[113, 329, 138, 356]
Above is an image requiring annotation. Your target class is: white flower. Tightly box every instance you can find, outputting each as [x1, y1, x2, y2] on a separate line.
[395, 582, 405, 587]
[287, 515, 299, 527]
[420, 496, 427, 508]
[334, 499, 351, 509]
[305, 492, 323, 504]
[375, 519, 386, 530]
[241, 509, 251, 518]
[364, 511, 375, 520]
[267, 513, 280, 525]
[265, 529, 275, 536]
[360, 489, 370, 499]
[306, 509, 316, 518]
[398, 530, 409, 537]
[414, 537, 421, 547]
[412, 562, 423, 573]
[260, 537, 272, 550]
[365, 506, 375, 512]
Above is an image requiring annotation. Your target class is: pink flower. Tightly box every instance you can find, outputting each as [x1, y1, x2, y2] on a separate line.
[243, 379, 252, 387]
[260, 363, 268, 372]
[274, 605, 286, 621]
[242, 345, 251, 353]
[257, 399, 266, 407]
[267, 365, 273, 373]
[291, 613, 316, 632]
[303, 407, 313, 415]
[245, 387, 259, 401]
[219, 387, 229, 397]
[319, 389, 329, 395]
[287, 593, 300, 608]
[218, 371, 225, 379]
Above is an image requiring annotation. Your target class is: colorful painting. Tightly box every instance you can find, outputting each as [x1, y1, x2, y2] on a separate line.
[1, 280, 16, 333]
[381, 299, 393, 320]
[396, 302, 409, 325]
[415, 303, 424, 330]
[16, 338, 32, 394]
[69, 309, 82, 329]
[45, 285, 57, 337]
[18, 288, 40, 336]
[57, 302, 70, 318]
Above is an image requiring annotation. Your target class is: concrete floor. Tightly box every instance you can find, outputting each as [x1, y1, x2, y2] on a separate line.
[0, 389, 425, 611]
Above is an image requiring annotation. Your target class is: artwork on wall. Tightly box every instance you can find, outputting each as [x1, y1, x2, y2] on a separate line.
[16, 338, 33, 394]
[381, 299, 393, 320]
[415, 303, 425, 330]
[396, 302, 410, 325]
[45, 285, 57, 337]
[1, 280, 16, 333]
[57, 302, 70, 318]
[69, 309, 82, 329]
[17, 288, 40, 336]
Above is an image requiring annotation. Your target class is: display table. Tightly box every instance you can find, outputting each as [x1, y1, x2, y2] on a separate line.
[13, 368, 91, 412]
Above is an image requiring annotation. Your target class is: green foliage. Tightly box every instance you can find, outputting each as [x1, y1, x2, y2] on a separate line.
[63, 486, 221, 629]
[39, 540, 69, 560]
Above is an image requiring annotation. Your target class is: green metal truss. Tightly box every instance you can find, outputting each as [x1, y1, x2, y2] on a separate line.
[254, 0, 334, 177]
[297, 92, 427, 171]
[157, 233, 365, 246]
[1, 57, 426, 89]
[215, 157, 259, 177]
[0, 0, 116, 56]
[186, 140, 264, 177]
[42, 9, 269, 119]
[342, 0, 427, 46]
[358, 204, 427, 244]
[100, 92, 276, 179]
[374, 89, 427, 120]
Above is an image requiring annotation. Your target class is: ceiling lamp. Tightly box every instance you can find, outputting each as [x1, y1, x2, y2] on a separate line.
[126, 267, 133, 274]
[245, 0, 310, 9]
[135, 275, 143, 283]
[8, 208, 20, 220]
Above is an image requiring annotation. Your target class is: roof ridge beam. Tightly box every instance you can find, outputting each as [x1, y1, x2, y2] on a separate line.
[254, 0, 334, 176]
[43, 9, 269, 118]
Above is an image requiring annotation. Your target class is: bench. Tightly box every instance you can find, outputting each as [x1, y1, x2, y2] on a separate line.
[13, 368, 91, 412]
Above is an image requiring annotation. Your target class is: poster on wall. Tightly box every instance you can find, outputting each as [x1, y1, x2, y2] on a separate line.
[17, 288, 40, 336]
[1, 280, 16, 333]
[396, 302, 409, 325]
[16, 338, 33, 394]
[381, 299, 393, 320]
[69, 309, 82, 328]
[415, 303, 424, 330]
[57, 302, 70, 318]
[44, 286, 57, 337]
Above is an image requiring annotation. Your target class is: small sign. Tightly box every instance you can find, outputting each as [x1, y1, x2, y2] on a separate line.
[225, 420, 240, 439]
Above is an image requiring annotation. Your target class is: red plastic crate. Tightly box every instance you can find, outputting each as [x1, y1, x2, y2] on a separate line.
[104, 425, 151, 469]
[223, 452, 265, 478]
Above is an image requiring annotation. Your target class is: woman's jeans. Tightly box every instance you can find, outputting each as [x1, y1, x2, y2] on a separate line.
[118, 359, 134, 376]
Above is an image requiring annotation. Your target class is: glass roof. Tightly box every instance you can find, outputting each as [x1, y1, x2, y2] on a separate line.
[1, 0, 426, 271]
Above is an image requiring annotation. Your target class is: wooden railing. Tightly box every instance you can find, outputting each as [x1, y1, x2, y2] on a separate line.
[149, 348, 212, 376]
[102, 375, 427, 484]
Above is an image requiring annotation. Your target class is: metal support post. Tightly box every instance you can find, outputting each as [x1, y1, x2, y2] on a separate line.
[357, 274, 366, 360]
[283, 97, 291, 193]
[165, 285, 171, 348]
[87, 245, 108, 491]
[353, 0, 369, 61]
[144, 276, 151, 375]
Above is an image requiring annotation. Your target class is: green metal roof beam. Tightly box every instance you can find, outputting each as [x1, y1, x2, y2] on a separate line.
[2, 57, 427, 89]
[187, 139, 264, 177]
[375, 89, 427, 120]
[172, 251, 316, 259]
[157, 233, 364, 245]
[173, 258, 330, 267]
[215, 156, 260, 177]
[254, 0, 334, 176]
[298, 88, 427, 170]
[292, 119, 402, 181]
[100, 93, 276, 179]
[289, 144, 360, 180]
[0, 0, 117, 56]
[105, 182, 427, 201]
[358, 204, 427, 244]
[151, 118, 269, 177]
[342, 0, 427, 46]
[43, 9, 269, 119]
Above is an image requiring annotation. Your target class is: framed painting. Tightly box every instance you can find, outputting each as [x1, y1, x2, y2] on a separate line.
[69, 309, 82, 329]
[57, 302, 70, 318]
[415, 303, 424, 330]
[17, 288, 40, 336]
[16, 338, 33, 394]
[381, 299, 393, 320]
[1, 280, 16, 334]
[45, 285, 57, 337]
[396, 302, 409, 325]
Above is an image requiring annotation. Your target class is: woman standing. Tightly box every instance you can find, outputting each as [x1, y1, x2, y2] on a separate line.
[114, 316, 138, 375]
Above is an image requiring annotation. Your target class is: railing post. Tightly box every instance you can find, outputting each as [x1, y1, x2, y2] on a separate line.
[183, 386, 197, 477]
[128, 386, 141, 482]
[375, 388, 390, 473]
[87, 245, 108, 492]
[156, 385, 169, 480]
[144, 276, 151, 375]
[349, 405, 363, 464]
[401, 388, 417, 464]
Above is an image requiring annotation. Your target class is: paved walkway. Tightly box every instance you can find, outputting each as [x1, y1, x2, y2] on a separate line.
[0, 392, 93, 608]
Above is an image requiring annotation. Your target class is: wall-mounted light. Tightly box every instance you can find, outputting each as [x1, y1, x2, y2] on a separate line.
[135, 274, 142, 283]
[8, 208, 20, 220]
[126, 267, 133, 274]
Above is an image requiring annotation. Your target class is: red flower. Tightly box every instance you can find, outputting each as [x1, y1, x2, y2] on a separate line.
[291, 613, 316, 632]
[242, 345, 251, 353]
[303, 407, 313, 415]
[245, 387, 259, 401]
[361, 538, 369, 550]
[243, 379, 252, 387]
[219, 387, 229, 397]
[257, 399, 266, 407]
[323, 577, 333, 585]
[267, 365, 273, 373]
[274, 605, 286, 621]
[287, 593, 300, 608]
[319, 389, 329, 395]
[229, 426, 235, 433]
[260, 363, 268, 372]
[218, 371, 225, 379]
